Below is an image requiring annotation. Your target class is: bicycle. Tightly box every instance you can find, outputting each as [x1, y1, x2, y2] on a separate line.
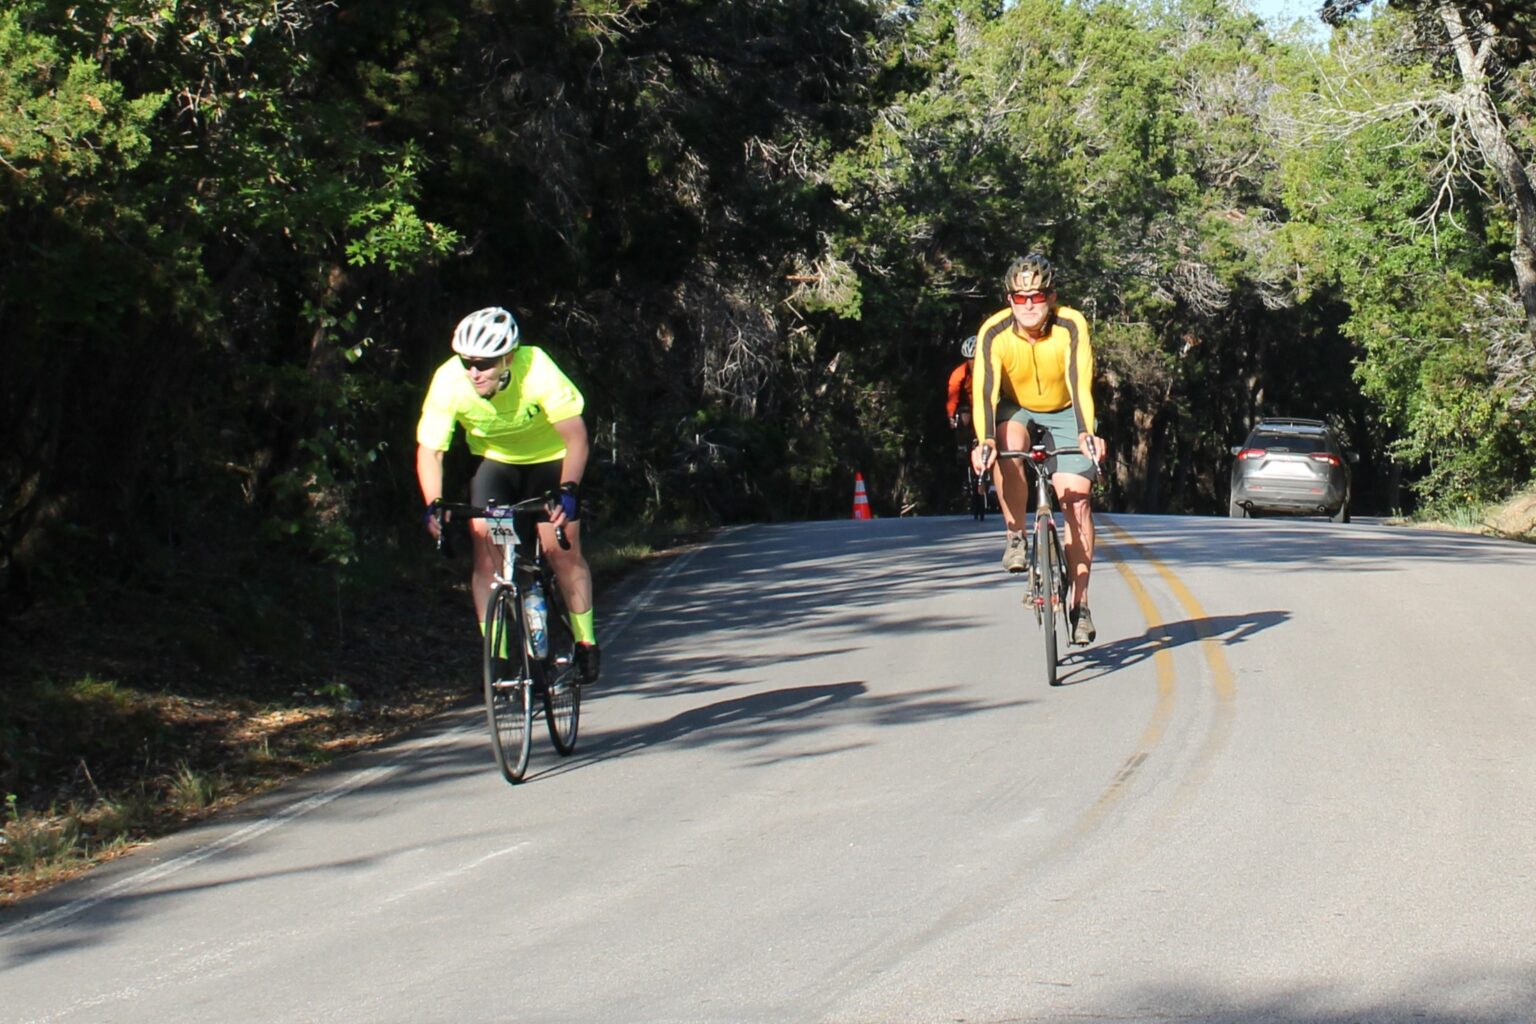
[954, 415, 989, 521]
[996, 442, 1090, 686]
[431, 496, 581, 783]
[963, 441, 988, 521]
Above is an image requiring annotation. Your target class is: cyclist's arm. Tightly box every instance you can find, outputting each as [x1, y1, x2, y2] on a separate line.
[1073, 334, 1101, 464]
[551, 416, 588, 487]
[414, 363, 461, 512]
[544, 417, 589, 530]
[1063, 311, 1097, 438]
[945, 363, 967, 418]
[971, 335, 1000, 451]
[416, 445, 446, 506]
[416, 445, 447, 537]
[970, 346, 997, 473]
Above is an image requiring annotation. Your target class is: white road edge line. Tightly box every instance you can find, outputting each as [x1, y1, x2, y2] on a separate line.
[0, 724, 475, 939]
[598, 530, 722, 646]
[1, 533, 724, 940]
[381, 842, 530, 904]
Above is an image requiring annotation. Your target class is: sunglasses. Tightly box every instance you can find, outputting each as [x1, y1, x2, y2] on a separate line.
[459, 356, 502, 372]
[1008, 290, 1050, 307]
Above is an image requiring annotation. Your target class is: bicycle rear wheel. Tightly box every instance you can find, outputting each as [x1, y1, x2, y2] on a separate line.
[1035, 515, 1060, 686]
[484, 585, 534, 783]
[539, 573, 581, 756]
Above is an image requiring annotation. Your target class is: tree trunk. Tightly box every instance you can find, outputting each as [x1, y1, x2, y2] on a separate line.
[1440, 2, 1536, 342]
[1128, 405, 1159, 513]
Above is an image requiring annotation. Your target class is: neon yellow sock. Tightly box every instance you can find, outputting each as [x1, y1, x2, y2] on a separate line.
[479, 619, 511, 658]
[570, 609, 595, 645]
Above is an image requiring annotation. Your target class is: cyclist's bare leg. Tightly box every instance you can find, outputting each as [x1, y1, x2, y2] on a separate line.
[469, 518, 502, 625]
[993, 418, 1033, 531]
[538, 520, 592, 616]
[1053, 473, 1095, 606]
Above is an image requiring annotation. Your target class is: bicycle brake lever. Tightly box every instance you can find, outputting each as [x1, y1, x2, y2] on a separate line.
[556, 526, 570, 550]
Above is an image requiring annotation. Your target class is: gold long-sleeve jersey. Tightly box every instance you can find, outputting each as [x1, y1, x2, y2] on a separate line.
[972, 304, 1096, 444]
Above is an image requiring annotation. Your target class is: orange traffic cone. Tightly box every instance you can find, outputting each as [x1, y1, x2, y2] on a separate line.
[851, 472, 872, 520]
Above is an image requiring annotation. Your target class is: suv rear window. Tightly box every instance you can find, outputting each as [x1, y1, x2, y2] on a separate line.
[1247, 431, 1329, 454]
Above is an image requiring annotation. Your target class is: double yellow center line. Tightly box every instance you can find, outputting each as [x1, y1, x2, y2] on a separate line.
[1088, 516, 1237, 816]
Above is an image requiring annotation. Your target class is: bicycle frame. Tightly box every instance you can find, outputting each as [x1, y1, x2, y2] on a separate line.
[482, 506, 524, 594]
[476, 500, 574, 667]
[430, 496, 580, 782]
[998, 445, 1074, 590]
[997, 443, 1083, 684]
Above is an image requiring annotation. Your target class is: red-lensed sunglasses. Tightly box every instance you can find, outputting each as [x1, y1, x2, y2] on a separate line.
[1009, 291, 1050, 307]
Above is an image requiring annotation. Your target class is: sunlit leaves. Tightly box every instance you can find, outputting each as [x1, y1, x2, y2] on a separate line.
[0, 9, 165, 202]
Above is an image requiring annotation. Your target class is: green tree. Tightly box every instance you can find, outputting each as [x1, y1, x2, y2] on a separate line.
[1275, 6, 1534, 510]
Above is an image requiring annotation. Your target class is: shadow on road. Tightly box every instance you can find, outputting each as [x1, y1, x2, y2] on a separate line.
[1053, 609, 1291, 687]
[533, 679, 1032, 781]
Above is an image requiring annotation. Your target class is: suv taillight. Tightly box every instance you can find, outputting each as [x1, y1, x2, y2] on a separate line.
[1238, 448, 1267, 460]
[1309, 452, 1341, 466]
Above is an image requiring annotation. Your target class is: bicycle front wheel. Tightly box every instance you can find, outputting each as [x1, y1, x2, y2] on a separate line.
[1052, 526, 1073, 657]
[968, 467, 985, 520]
[1035, 516, 1060, 686]
[539, 573, 581, 756]
[484, 585, 534, 783]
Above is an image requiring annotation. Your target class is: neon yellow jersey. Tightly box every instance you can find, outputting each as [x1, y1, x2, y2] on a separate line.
[415, 347, 585, 464]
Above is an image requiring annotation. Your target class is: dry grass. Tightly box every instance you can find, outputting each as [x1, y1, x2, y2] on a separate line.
[1397, 487, 1536, 541]
[1, 521, 710, 908]
[1484, 490, 1536, 540]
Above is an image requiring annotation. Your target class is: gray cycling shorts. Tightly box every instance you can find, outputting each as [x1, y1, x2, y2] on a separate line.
[995, 402, 1098, 481]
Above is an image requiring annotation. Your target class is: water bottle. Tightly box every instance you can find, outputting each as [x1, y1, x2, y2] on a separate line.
[523, 582, 549, 659]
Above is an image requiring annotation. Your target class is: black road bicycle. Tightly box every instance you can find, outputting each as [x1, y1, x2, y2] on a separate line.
[432, 497, 580, 783]
[964, 441, 989, 520]
[997, 443, 1089, 686]
[960, 435, 1000, 521]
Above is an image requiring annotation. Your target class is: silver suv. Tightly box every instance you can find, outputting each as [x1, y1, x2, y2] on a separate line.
[1228, 418, 1356, 522]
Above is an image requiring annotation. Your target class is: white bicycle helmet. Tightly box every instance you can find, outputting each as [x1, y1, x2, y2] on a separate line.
[451, 307, 520, 358]
[960, 335, 977, 359]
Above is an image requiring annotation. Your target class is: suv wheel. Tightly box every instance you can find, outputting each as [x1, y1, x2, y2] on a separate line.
[1330, 499, 1350, 524]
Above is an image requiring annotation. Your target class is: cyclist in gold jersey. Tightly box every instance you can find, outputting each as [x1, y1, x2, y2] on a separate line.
[971, 255, 1105, 645]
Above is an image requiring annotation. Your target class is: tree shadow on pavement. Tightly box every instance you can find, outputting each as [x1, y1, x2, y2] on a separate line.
[534, 679, 1032, 780]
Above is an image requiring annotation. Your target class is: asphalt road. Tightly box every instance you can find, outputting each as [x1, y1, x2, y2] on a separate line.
[4, 513, 1535, 1023]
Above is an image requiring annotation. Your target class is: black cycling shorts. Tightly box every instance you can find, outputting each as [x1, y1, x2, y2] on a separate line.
[469, 458, 563, 545]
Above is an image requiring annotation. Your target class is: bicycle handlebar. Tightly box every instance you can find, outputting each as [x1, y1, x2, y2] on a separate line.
[995, 446, 1086, 462]
[427, 496, 570, 556]
[982, 445, 1086, 473]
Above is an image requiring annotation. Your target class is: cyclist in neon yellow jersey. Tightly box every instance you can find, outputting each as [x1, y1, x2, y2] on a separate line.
[416, 307, 600, 683]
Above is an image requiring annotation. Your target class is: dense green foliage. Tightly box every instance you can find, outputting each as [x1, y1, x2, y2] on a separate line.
[2, 0, 1534, 610]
